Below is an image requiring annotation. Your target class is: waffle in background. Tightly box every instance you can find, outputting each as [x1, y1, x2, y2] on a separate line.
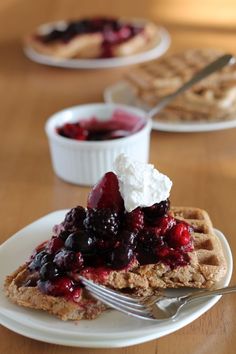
[126, 48, 236, 122]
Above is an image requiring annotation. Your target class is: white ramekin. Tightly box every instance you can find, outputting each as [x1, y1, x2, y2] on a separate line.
[45, 103, 151, 186]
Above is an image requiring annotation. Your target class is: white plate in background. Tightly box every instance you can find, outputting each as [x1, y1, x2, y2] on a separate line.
[0, 210, 233, 347]
[24, 21, 170, 69]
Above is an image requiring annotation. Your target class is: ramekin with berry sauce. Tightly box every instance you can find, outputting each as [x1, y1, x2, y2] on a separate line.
[45, 103, 151, 186]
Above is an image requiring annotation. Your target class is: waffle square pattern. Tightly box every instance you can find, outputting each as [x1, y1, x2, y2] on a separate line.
[126, 48, 236, 122]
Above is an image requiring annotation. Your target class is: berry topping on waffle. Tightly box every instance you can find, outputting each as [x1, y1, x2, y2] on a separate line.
[4, 155, 227, 320]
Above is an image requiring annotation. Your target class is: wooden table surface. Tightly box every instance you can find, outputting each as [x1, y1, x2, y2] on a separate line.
[1, 0, 236, 353]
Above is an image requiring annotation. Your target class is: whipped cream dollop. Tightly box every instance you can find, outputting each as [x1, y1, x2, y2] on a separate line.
[114, 154, 172, 212]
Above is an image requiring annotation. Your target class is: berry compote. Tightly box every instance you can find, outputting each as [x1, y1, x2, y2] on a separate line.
[56, 109, 146, 141]
[37, 17, 144, 58]
[27, 170, 193, 302]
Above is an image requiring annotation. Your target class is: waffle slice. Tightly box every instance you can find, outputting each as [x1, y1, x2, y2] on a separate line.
[25, 19, 159, 59]
[4, 207, 227, 320]
[126, 48, 236, 122]
[4, 265, 106, 321]
[26, 32, 103, 59]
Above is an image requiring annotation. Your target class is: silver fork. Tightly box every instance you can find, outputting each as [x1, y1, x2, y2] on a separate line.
[80, 277, 236, 321]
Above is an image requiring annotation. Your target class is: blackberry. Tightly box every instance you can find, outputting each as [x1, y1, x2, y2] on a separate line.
[125, 208, 144, 232]
[119, 230, 137, 247]
[136, 228, 162, 265]
[84, 208, 119, 238]
[138, 228, 164, 250]
[63, 206, 86, 232]
[143, 199, 170, 221]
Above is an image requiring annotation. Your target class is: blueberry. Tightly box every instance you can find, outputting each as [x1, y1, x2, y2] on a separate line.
[41, 253, 53, 265]
[39, 262, 60, 281]
[54, 249, 76, 270]
[108, 245, 134, 270]
[59, 230, 71, 241]
[28, 250, 47, 271]
[65, 231, 94, 252]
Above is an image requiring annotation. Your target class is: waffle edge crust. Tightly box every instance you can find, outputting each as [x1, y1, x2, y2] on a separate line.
[4, 207, 227, 321]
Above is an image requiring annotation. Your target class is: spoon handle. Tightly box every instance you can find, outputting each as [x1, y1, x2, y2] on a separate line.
[148, 54, 235, 119]
[183, 285, 236, 303]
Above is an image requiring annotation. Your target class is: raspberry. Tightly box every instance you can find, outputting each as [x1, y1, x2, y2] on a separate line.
[125, 208, 144, 232]
[68, 287, 82, 303]
[167, 222, 191, 247]
[157, 246, 170, 258]
[63, 206, 86, 232]
[57, 123, 88, 141]
[155, 216, 176, 235]
[84, 208, 119, 238]
[156, 246, 190, 268]
[45, 236, 64, 254]
[52, 223, 65, 237]
[38, 277, 75, 297]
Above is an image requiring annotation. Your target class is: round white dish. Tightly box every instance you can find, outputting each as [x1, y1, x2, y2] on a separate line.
[23, 21, 170, 69]
[104, 81, 236, 132]
[45, 103, 151, 186]
[0, 210, 233, 348]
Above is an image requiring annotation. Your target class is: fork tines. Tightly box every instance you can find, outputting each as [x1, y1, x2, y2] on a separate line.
[80, 276, 154, 320]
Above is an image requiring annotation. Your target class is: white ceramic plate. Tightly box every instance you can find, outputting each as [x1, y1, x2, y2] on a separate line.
[23, 21, 170, 69]
[104, 81, 236, 132]
[0, 210, 233, 348]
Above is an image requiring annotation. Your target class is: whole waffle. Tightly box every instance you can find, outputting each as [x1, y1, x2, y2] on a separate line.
[126, 48, 236, 121]
[5, 207, 227, 320]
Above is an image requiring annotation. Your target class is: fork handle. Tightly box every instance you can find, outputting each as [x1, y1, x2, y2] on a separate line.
[183, 285, 236, 303]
